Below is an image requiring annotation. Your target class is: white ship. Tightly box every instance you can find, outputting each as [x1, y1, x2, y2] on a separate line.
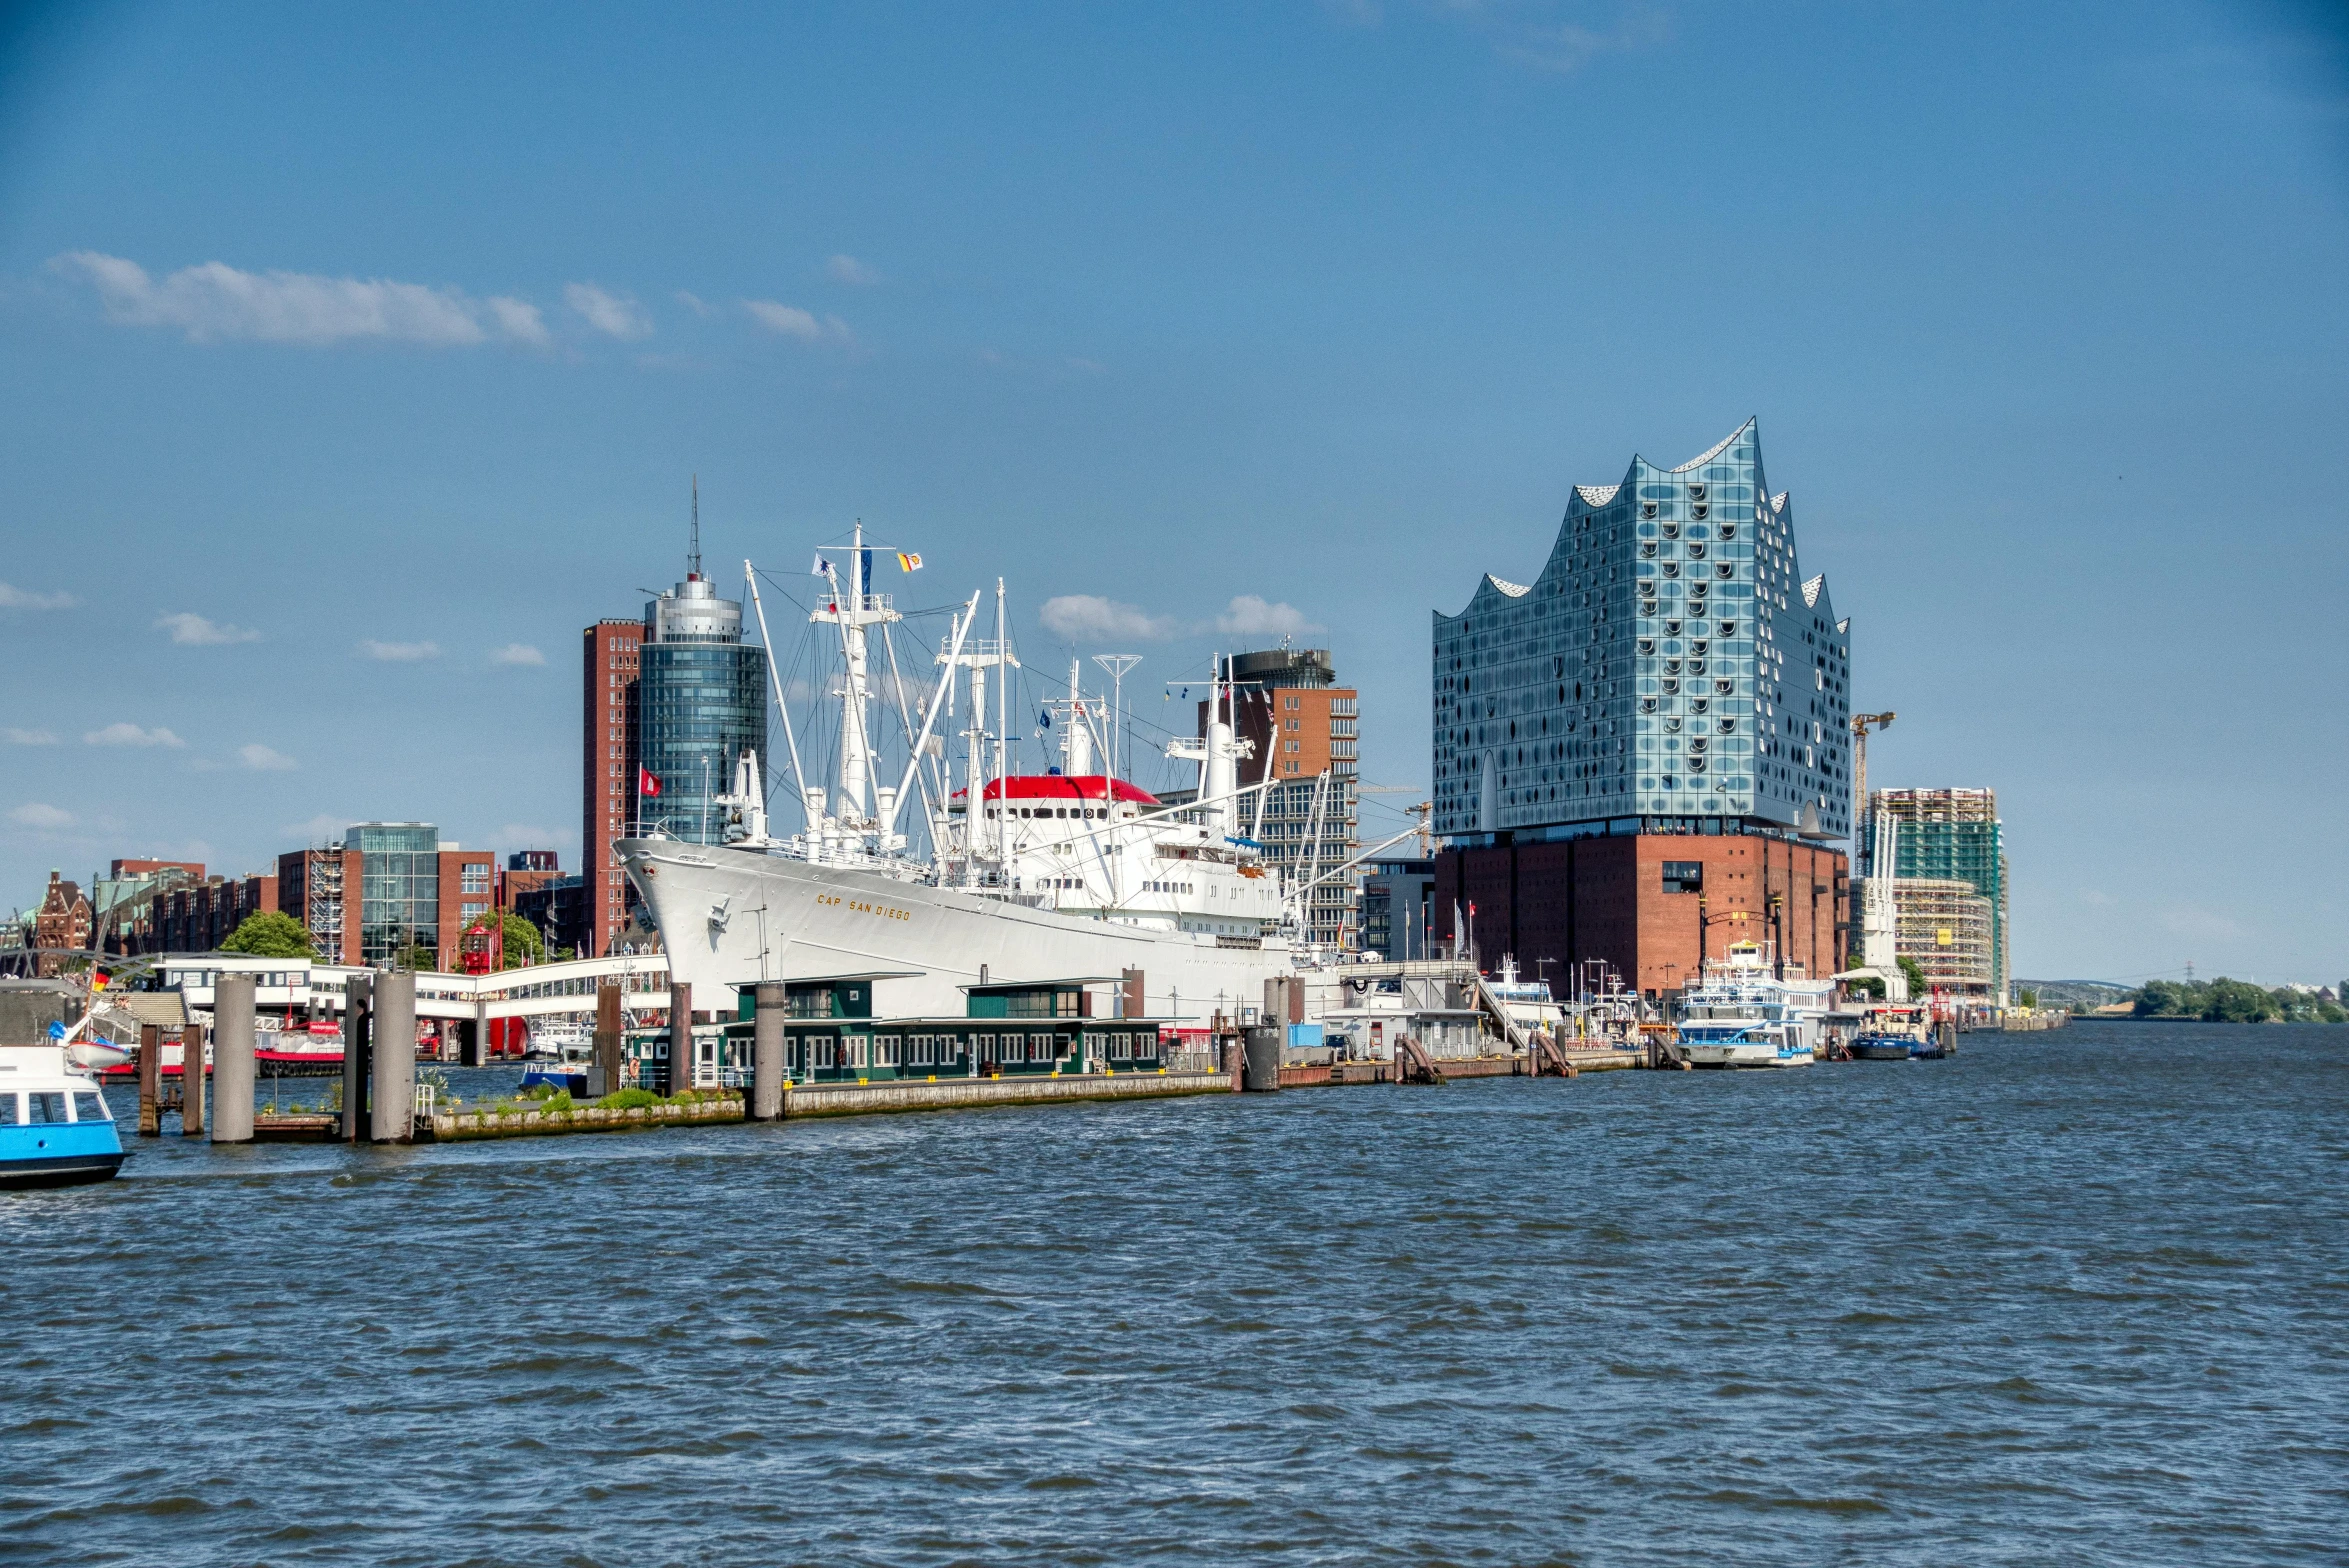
[1673, 940, 1834, 1068]
[619, 530, 1390, 1021]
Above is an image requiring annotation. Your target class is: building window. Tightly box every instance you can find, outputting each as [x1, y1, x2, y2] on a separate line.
[1662, 861, 1703, 894]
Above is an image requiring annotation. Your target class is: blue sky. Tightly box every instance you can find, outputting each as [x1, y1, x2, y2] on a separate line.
[1, 1, 2343, 984]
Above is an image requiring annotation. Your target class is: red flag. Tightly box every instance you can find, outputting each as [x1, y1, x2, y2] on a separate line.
[639, 767, 661, 798]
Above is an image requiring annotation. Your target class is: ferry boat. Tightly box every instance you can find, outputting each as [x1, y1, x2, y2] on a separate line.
[621, 535, 1409, 1021]
[0, 1044, 126, 1188]
[1672, 941, 1834, 1068]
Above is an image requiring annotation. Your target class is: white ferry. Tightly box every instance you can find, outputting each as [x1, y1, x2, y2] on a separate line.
[1673, 941, 1834, 1069]
[0, 1044, 126, 1188]
[622, 532, 1412, 1021]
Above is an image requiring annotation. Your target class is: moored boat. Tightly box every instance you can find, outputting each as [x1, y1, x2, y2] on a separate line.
[0, 1045, 126, 1188]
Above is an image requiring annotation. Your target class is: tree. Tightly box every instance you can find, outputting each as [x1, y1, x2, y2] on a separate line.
[1897, 954, 1928, 998]
[394, 943, 440, 973]
[1847, 973, 1886, 1001]
[462, 911, 546, 970]
[221, 910, 318, 959]
[2018, 988, 2039, 1009]
[2202, 977, 2278, 1024]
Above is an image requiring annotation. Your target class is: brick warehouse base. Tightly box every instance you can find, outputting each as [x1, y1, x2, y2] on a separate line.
[1434, 832, 1848, 1000]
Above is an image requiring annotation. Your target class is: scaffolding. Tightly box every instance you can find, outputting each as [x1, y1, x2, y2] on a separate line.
[1889, 876, 1997, 997]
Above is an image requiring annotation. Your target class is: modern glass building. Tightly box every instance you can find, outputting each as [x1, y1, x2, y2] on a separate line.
[639, 573, 768, 845]
[354, 822, 439, 965]
[1432, 419, 1853, 844]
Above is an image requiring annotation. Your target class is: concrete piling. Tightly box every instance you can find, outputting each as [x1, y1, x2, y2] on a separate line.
[1242, 1024, 1283, 1092]
[371, 970, 417, 1144]
[593, 981, 623, 1097]
[342, 972, 372, 1143]
[669, 982, 694, 1095]
[179, 1023, 206, 1135]
[751, 982, 785, 1121]
[137, 1023, 161, 1136]
[211, 974, 257, 1144]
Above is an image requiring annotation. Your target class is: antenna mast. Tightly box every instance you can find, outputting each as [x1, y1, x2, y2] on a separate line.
[689, 475, 701, 578]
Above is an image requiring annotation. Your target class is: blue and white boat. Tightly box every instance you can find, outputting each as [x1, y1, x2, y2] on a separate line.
[519, 1024, 594, 1095]
[0, 1044, 126, 1188]
[1672, 941, 1832, 1068]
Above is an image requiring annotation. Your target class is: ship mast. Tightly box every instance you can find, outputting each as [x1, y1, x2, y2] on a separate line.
[809, 522, 901, 844]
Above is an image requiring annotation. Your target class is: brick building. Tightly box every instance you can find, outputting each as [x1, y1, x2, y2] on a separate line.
[278, 845, 359, 964]
[277, 827, 493, 971]
[1434, 832, 1846, 1001]
[498, 849, 562, 914]
[1196, 648, 1361, 950]
[32, 871, 90, 976]
[155, 871, 277, 953]
[582, 618, 645, 957]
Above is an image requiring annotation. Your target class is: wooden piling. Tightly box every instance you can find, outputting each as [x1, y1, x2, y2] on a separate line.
[594, 981, 623, 1096]
[179, 1023, 205, 1135]
[137, 1023, 161, 1136]
[211, 974, 257, 1144]
[668, 981, 694, 1095]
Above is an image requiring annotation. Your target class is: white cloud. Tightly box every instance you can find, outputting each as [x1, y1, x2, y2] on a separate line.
[674, 290, 712, 317]
[1216, 594, 1324, 638]
[4, 728, 58, 745]
[490, 643, 547, 666]
[84, 722, 185, 748]
[52, 251, 549, 348]
[0, 581, 76, 611]
[360, 639, 440, 661]
[826, 254, 881, 286]
[1039, 595, 1181, 642]
[9, 803, 74, 830]
[239, 743, 297, 771]
[487, 297, 550, 345]
[744, 299, 854, 345]
[565, 282, 653, 341]
[157, 611, 261, 646]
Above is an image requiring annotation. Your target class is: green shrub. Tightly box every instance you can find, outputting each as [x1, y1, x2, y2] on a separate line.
[597, 1087, 661, 1111]
[539, 1090, 574, 1114]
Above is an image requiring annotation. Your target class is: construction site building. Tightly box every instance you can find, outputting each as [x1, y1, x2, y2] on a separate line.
[1869, 787, 2009, 1001]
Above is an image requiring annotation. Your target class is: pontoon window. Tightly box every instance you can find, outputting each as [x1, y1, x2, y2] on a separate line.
[27, 1092, 66, 1124]
[74, 1092, 108, 1122]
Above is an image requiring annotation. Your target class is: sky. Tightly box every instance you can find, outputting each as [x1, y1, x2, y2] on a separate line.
[1, 0, 2344, 985]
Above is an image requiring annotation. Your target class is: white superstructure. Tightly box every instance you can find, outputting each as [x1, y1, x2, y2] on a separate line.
[1673, 940, 1833, 1068]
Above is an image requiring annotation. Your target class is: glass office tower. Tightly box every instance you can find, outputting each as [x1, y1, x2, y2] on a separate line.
[638, 573, 768, 844]
[1432, 418, 1854, 844]
[354, 822, 439, 964]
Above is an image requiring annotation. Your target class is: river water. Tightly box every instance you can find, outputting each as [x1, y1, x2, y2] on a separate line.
[6, 1022, 2344, 1565]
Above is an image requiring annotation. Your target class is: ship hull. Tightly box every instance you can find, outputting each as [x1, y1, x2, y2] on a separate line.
[619, 839, 1294, 1020]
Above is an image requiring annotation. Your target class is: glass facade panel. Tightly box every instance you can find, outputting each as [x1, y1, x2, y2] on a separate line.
[638, 578, 768, 845]
[354, 822, 439, 964]
[1431, 420, 1853, 843]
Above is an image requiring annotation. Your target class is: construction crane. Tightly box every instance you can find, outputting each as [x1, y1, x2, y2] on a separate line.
[1850, 711, 1895, 872]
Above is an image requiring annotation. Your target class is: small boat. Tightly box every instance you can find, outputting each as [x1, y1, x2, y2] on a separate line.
[0, 1044, 127, 1188]
[519, 1025, 594, 1094]
[1909, 1037, 1948, 1061]
[1848, 1034, 1916, 1061]
[1676, 1019, 1815, 1068]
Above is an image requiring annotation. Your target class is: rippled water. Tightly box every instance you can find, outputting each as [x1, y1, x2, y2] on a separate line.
[6, 1022, 2345, 1565]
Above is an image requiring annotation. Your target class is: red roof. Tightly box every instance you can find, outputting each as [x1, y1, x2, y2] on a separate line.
[958, 774, 1159, 805]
